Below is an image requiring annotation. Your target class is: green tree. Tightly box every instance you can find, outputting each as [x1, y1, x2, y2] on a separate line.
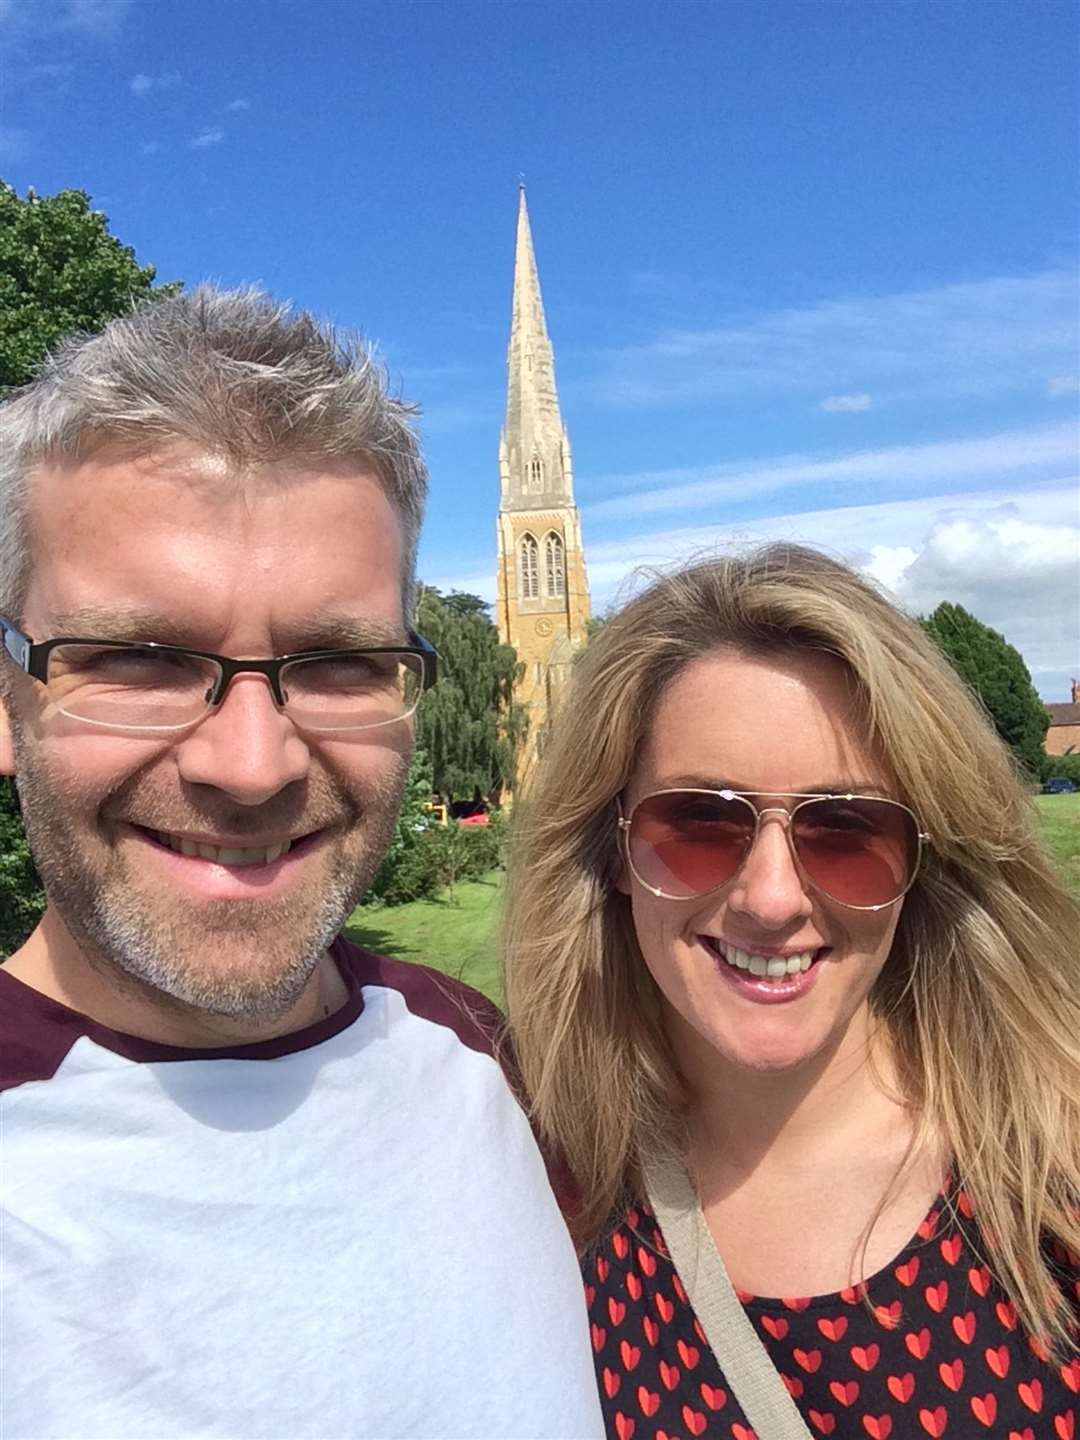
[365, 748, 440, 906]
[922, 602, 1049, 778]
[0, 180, 180, 392]
[0, 181, 180, 952]
[414, 586, 526, 800]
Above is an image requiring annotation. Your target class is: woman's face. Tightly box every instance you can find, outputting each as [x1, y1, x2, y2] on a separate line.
[619, 647, 906, 1078]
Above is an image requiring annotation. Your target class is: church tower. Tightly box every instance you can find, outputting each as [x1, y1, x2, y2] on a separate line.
[496, 187, 590, 775]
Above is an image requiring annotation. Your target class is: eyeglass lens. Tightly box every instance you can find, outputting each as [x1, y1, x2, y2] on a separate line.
[627, 791, 918, 908]
[46, 643, 424, 732]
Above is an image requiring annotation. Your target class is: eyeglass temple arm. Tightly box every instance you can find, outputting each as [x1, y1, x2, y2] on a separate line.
[0, 617, 32, 673]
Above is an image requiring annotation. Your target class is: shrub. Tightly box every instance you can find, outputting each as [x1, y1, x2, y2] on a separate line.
[1042, 753, 1080, 786]
[0, 778, 45, 957]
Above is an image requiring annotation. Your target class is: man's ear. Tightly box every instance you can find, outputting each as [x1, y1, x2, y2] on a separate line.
[0, 696, 16, 776]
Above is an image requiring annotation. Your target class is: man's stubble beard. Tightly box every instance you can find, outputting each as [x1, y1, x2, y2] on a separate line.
[10, 718, 409, 1024]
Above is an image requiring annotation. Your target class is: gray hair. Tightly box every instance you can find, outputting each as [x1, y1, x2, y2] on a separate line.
[0, 285, 428, 617]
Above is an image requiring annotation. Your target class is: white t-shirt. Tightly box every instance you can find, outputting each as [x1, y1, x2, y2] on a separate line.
[0, 941, 604, 1440]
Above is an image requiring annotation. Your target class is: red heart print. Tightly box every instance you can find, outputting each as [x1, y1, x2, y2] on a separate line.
[782, 1295, 811, 1311]
[917, 1212, 939, 1240]
[852, 1343, 880, 1372]
[761, 1315, 789, 1341]
[636, 1387, 659, 1418]
[863, 1417, 892, 1440]
[939, 1358, 964, 1392]
[659, 1360, 680, 1391]
[875, 1300, 903, 1329]
[939, 1234, 962, 1265]
[985, 1344, 1010, 1378]
[818, 1316, 848, 1342]
[627, 1273, 642, 1301]
[841, 1284, 866, 1305]
[694, 1318, 708, 1346]
[968, 1266, 990, 1297]
[597, 1255, 610, 1282]
[585, 1284, 596, 1306]
[655, 1292, 674, 1323]
[1008, 1431, 1034, 1440]
[957, 1189, 974, 1218]
[1029, 1334, 1051, 1363]
[613, 1230, 629, 1260]
[603, 1368, 621, 1398]
[970, 1394, 997, 1427]
[996, 1300, 1018, 1330]
[672, 1273, 688, 1304]
[828, 1379, 859, 1407]
[781, 1374, 803, 1399]
[676, 1340, 700, 1369]
[905, 1329, 931, 1361]
[794, 1348, 823, 1373]
[652, 1228, 668, 1257]
[627, 1207, 640, 1227]
[614, 1413, 634, 1440]
[952, 1311, 976, 1344]
[918, 1406, 947, 1437]
[609, 1297, 626, 1326]
[637, 1245, 657, 1277]
[809, 1414, 836, 1436]
[887, 1372, 916, 1403]
[700, 1382, 726, 1410]
[619, 1340, 640, 1371]
[682, 1406, 706, 1437]
[895, 1257, 920, 1287]
[925, 1281, 948, 1313]
[1054, 1413, 1076, 1440]
[642, 1315, 659, 1346]
[1018, 1379, 1043, 1414]
[731, 1426, 757, 1440]
[591, 1323, 606, 1353]
[1062, 1358, 1080, 1394]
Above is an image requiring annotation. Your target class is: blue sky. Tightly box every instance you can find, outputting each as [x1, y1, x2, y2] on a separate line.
[2, 0, 1077, 695]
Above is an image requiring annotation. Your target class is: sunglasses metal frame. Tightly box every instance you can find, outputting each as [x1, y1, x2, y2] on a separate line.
[617, 787, 930, 912]
[0, 614, 439, 734]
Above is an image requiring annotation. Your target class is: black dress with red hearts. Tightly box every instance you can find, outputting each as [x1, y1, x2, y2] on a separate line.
[585, 1188, 1078, 1440]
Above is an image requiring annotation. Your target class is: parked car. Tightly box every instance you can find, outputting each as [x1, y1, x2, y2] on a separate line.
[1043, 776, 1078, 794]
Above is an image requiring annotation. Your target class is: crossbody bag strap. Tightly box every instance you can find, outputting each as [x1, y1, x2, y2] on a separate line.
[642, 1156, 814, 1440]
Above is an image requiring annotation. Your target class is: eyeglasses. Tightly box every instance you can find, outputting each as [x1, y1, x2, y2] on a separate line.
[0, 615, 438, 734]
[617, 788, 928, 911]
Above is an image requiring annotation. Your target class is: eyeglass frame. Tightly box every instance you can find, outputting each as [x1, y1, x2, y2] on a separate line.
[0, 614, 439, 734]
[616, 787, 931, 912]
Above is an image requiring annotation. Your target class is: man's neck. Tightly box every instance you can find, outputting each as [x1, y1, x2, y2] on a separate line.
[2, 912, 349, 1048]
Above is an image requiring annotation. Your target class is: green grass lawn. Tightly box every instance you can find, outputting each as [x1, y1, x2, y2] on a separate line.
[343, 871, 505, 1004]
[346, 796, 1080, 1005]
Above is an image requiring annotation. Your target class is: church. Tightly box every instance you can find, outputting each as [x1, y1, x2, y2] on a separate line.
[495, 188, 591, 776]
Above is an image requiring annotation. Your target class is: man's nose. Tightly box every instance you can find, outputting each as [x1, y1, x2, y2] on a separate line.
[175, 674, 311, 805]
[723, 810, 814, 930]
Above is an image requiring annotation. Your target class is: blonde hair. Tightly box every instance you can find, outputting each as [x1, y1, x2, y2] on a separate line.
[503, 543, 1080, 1353]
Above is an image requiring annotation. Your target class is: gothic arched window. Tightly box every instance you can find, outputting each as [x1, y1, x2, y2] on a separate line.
[544, 531, 565, 599]
[528, 454, 544, 492]
[519, 533, 539, 600]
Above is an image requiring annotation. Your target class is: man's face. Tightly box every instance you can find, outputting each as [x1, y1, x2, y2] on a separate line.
[0, 444, 413, 1022]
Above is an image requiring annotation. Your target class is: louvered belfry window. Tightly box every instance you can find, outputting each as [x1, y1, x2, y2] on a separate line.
[520, 533, 539, 599]
[545, 532, 565, 598]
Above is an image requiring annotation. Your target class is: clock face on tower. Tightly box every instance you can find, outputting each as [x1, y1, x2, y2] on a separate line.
[535, 618, 554, 637]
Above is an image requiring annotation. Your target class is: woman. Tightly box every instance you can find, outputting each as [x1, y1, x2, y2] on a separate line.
[504, 545, 1078, 1439]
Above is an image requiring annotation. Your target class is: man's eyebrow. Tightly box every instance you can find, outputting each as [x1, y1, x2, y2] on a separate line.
[280, 616, 408, 650]
[47, 609, 198, 646]
[43, 610, 409, 652]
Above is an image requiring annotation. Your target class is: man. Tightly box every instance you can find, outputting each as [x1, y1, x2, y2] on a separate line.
[0, 289, 603, 1439]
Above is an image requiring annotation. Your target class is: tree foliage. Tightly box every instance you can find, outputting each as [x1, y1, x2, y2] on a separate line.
[414, 587, 526, 799]
[0, 180, 180, 392]
[921, 602, 1049, 778]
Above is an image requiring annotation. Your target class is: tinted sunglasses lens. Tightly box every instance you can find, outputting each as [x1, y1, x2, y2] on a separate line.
[628, 791, 754, 898]
[792, 798, 918, 907]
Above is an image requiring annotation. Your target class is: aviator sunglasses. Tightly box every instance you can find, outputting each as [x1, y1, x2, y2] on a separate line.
[618, 788, 929, 912]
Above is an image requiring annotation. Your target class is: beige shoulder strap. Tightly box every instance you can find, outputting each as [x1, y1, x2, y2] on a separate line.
[642, 1156, 814, 1440]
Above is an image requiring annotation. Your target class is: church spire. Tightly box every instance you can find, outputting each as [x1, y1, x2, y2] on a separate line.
[501, 186, 573, 509]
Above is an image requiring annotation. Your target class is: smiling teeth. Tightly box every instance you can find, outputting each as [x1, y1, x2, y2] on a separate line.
[715, 940, 815, 980]
[155, 832, 292, 866]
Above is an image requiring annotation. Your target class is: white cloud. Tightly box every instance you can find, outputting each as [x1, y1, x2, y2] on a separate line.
[189, 125, 224, 148]
[1048, 375, 1080, 398]
[131, 71, 180, 97]
[62, 0, 132, 33]
[0, 125, 33, 161]
[585, 422, 1078, 521]
[577, 269, 1079, 411]
[225, 98, 250, 112]
[819, 392, 872, 413]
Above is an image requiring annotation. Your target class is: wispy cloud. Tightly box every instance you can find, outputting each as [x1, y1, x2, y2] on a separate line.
[819, 392, 872, 413]
[0, 125, 34, 161]
[225, 98, 250, 112]
[584, 422, 1078, 521]
[577, 269, 1078, 411]
[189, 125, 225, 149]
[61, 0, 132, 34]
[131, 71, 180, 97]
[1048, 374, 1080, 398]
